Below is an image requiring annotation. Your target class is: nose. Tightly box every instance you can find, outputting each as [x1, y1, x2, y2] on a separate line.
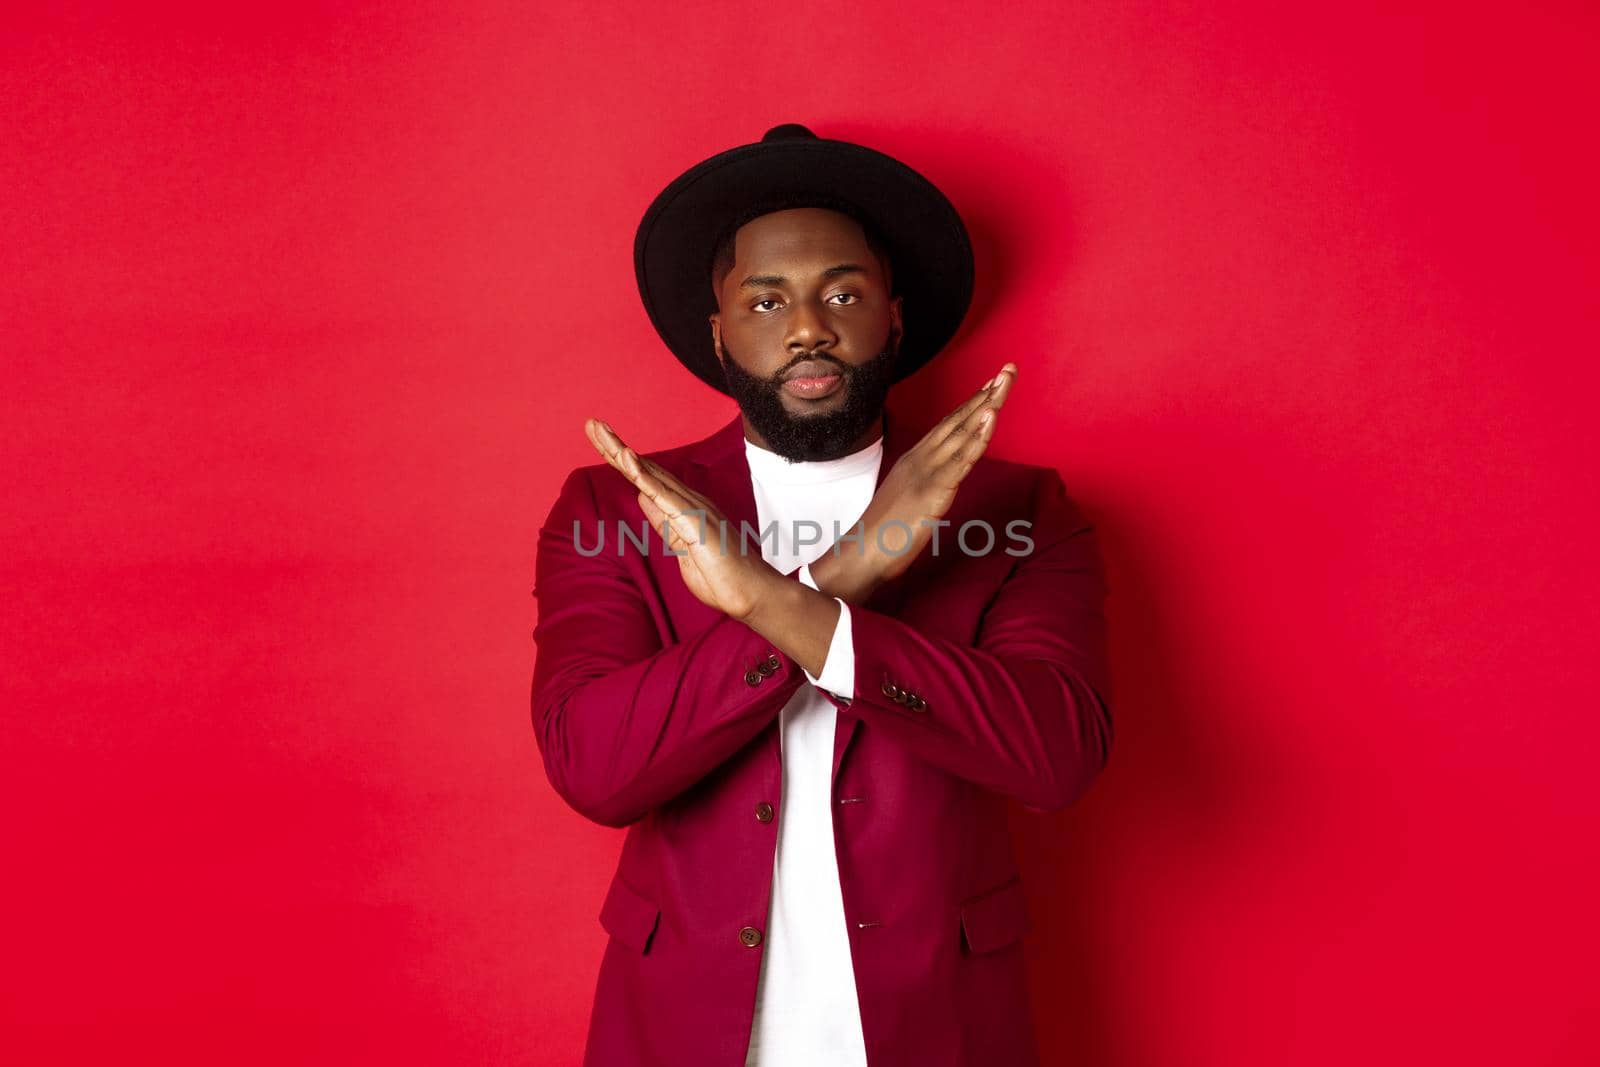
[785, 296, 838, 354]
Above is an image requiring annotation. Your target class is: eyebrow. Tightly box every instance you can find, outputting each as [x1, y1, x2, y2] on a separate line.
[737, 263, 869, 290]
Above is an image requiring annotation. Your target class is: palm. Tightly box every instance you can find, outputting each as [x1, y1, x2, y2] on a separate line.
[677, 529, 757, 617]
[805, 363, 1018, 602]
[867, 362, 1017, 577]
[582, 417, 768, 621]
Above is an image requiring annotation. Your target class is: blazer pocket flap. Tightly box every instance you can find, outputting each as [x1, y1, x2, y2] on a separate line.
[599, 876, 661, 954]
[959, 875, 1031, 954]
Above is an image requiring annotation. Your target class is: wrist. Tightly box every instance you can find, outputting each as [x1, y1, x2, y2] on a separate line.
[742, 568, 840, 680]
[811, 543, 882, 604]
[744, 565, 803, 631]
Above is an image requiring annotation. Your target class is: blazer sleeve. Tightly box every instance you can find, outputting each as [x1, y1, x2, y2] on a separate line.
[824, 467, 1114, 813]
[530, 466, 808, 828]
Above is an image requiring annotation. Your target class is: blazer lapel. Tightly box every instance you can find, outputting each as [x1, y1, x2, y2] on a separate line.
[684, 412, 762, 543]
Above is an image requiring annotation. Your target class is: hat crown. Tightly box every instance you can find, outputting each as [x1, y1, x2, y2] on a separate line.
[636, 123, 973, 397]
[761, 123, 816, 143]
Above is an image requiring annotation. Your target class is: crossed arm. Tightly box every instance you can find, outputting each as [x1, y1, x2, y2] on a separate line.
[796, 468, 1114, 813]
[530, 460, 1114, 827]
[530, 465, 813, 828]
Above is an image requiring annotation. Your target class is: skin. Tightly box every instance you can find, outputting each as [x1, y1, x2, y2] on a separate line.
[585, 206, 1017, 677]
[711, 207, 902, 457]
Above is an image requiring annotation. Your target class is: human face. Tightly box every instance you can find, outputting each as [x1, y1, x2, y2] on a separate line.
[709, 207, 903, 461]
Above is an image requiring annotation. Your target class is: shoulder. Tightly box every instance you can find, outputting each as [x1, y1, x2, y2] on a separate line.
[966, 453, 1073, 505]
[964, 454, 1091, 536]
[968, 453, 1058, 490]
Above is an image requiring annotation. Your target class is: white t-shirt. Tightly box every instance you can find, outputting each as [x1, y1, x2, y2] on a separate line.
[742, 430, 882, 1067]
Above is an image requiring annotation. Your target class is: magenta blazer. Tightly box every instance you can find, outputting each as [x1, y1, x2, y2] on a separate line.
[531, 409, 1114, 1066]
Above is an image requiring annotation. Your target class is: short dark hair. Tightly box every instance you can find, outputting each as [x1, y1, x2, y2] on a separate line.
[709, 195, 895, 301]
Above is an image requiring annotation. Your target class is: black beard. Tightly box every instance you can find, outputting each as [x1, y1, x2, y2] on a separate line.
[719, 339, 897, 462]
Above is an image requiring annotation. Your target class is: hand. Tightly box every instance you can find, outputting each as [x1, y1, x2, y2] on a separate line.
[584, 417, 780, 621]
[811, 362, 1016, 601]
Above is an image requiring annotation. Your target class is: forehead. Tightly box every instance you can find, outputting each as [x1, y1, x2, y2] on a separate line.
[732, 207, 874, 267]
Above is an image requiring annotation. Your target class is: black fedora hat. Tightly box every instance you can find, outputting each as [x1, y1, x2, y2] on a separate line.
[634, 123, 975, 397]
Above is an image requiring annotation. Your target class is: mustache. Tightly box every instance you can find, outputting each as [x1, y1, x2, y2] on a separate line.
[773, 354, 849, 382]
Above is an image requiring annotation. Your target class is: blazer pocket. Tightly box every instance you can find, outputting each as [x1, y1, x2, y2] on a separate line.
[959, 874, 1031, 955]
[599, 875, 661, 954]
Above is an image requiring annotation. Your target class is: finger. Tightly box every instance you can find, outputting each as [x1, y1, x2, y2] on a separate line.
[587, 418, 637, 481]
[636, 463, 723, 537]
[592, 420, 722, 541]
[637, 489, 665, 526]
[589, 428, 707, 509]
[590, 423, 689, 513]
[636, 455, 716, 513]
[637, 492, 689, 552]
[636, 488, 690, 538]
[932, 378, 997, 440]
[968, 362, 1017, 416]
[929, 369, 1008, 466]
[629, 458, 712, 545]
[936, 407, 998, 484]
[928, 409, 986, 471]
[587, 417, 624, 460]
[986, 362, 1018, 412]
[924, 362, 1016, 451]
[981, 361, 1016, 390]
[584, 417, 614, 463]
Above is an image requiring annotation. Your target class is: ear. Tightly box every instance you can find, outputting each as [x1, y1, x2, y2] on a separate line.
[888, 294, 904, 349]
[708, 313, 726, 363]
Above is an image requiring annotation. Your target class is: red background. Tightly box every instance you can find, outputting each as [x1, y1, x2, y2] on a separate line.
[4, 3, 1597, 1064]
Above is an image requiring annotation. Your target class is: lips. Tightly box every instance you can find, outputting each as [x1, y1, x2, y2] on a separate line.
[782, 374, 842, 399]
[782, 359, 843, 382]
[780, 359, 845, 400]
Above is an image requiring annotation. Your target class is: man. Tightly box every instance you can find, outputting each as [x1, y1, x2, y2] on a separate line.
[531, 124, 1114, 1067]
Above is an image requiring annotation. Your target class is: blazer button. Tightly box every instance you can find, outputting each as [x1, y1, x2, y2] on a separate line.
[756, 660, 775, 677]
[880, 680, 901, 699]
[909, 695, 927, 712]
[755, 801, 774, 823]
[762, 652, 780, 671]
[739, 926, 763, 947]
[745, 670, 763, 687]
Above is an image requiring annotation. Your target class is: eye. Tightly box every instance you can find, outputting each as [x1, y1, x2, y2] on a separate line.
[830, 293, 859, 305]
[752, 298, 780, 312]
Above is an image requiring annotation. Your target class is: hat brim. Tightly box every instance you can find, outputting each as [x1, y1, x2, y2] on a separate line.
[634, 135, 975, 397]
